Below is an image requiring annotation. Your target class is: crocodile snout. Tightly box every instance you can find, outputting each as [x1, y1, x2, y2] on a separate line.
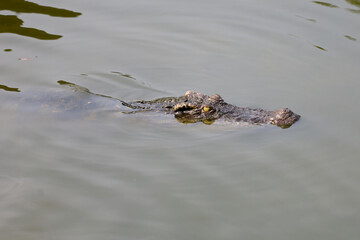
[270, 108, 300, 128]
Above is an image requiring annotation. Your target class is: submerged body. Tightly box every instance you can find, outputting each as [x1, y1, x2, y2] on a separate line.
[1, 81, 300, 127]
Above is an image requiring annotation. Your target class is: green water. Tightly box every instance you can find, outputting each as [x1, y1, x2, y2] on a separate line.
[1, 0, 360, 239]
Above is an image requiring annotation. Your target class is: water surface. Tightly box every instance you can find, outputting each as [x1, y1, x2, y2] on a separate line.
[1, 0, 360, 239]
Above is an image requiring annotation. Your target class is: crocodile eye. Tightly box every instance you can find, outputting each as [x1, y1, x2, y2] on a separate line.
[203, 106, 210, 112]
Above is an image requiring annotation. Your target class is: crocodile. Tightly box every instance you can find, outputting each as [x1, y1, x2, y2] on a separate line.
[125, 90, 300, 128]
[1, 81, 300, 128]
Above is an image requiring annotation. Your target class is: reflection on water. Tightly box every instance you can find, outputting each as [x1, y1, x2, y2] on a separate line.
[313, 0, 360, 13]
[0, 0, 81, 40]
[346, 0, 360, 13]
[313, 44, 327, 51]
[0, 0, 81, 17]
[296, 15, 317, 23]
[313, 1, 339, 8]
[307, 1, 359, 48]
[346, 0, 360, 6]
[0, 15, 62, 40]
[344, 35, 357, 41]
[0, 84, 20, 92]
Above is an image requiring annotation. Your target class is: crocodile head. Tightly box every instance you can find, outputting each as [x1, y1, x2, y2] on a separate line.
[173, 90, 224, 124]
[269, 108, 301, 128]
[171, 90, 300, 127]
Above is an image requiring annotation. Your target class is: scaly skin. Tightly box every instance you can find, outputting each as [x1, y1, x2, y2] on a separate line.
[126, 90, 300, 128]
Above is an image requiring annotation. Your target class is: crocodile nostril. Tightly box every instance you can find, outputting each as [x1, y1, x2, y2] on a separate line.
[209, 94, 223, 102]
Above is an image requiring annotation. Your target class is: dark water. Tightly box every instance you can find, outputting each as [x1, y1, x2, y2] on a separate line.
[1, 0, 360, 239]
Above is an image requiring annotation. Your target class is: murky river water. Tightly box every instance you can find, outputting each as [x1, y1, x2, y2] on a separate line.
[1, 0, 360, 239]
